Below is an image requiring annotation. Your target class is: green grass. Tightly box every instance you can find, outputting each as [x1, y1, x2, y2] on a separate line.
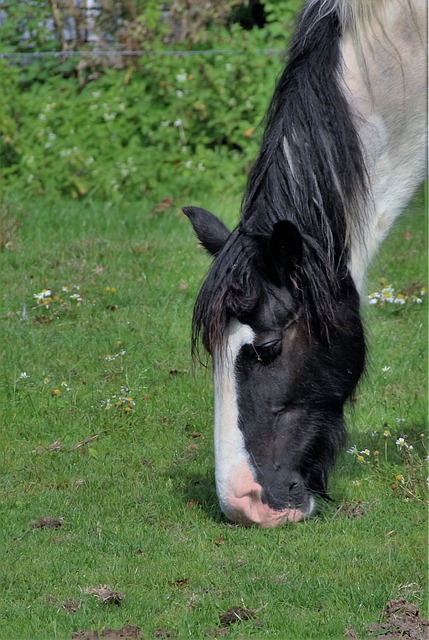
[0, 188, 427, 640]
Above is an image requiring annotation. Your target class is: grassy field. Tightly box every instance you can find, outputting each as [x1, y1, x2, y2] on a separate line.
[0, 187, 427, 640]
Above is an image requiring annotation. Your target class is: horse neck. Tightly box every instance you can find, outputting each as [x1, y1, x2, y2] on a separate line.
[339, 0, 427, 292]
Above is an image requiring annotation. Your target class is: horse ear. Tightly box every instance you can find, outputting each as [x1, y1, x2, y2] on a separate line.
[183, 206, 231, 256]
[267, 220, 302, 283]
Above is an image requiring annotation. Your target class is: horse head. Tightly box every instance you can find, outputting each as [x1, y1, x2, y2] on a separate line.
[185, 206, 365, 527]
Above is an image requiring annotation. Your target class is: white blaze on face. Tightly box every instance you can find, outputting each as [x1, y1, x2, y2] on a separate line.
[213, 319, 255, 516]
[212, 318, 315, 527]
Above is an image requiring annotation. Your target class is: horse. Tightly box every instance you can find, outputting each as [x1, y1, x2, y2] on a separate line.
[184, 0, 427, 528]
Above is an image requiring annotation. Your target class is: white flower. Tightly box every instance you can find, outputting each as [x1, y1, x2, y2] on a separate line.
[19, 372, 30, 379]
[174, 119, 182, 127]
[176, 72, 187, 83]
[34, 289, 52, 300]
[368, 292, 379, 304]
[104, 350, 126, 362]
[382, 366, 390, 373]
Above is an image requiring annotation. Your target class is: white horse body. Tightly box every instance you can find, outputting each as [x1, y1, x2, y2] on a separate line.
[340, 0, 427, 290]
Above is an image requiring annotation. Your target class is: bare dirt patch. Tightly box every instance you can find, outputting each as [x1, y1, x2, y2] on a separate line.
[29, 516, 64, 530]
[71, 627, 143, 640]
[219, 607, 257, 626]
[152, 629, 178, 639]
[62, 599, 81, 613]
[204, 606, 262, 637]
[103, 627, 142, 639]
[367, 599, 428, 639]
[71, 632, 99, 640]
[82, 585, 125, 605]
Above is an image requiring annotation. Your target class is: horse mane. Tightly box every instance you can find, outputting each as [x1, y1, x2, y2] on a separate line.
[193, 0, 369, 356]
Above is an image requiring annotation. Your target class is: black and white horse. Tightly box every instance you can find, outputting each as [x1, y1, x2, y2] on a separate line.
[184, 0, 427, 527]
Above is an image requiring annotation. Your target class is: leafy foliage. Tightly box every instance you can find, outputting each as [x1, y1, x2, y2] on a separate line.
[0, 1, 301, 202]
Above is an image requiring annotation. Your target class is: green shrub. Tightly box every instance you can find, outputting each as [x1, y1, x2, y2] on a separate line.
[1, 49, 281, 202]
[0, 3, 302, 202]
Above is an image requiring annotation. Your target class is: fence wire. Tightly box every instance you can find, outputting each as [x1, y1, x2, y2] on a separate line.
[0, 48, 284, 60]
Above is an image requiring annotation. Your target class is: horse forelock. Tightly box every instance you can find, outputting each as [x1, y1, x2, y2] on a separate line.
[191, 230, 263, 359]
[191, 223, 357, 365]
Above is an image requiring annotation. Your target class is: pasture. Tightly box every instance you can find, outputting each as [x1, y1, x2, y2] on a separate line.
[0, 187, 427, 639]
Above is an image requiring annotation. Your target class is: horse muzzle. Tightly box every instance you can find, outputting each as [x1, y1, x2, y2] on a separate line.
[217, 463, 315, 528]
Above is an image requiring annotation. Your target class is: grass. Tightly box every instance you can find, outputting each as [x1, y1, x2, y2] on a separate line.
[0, 187, 427, 640]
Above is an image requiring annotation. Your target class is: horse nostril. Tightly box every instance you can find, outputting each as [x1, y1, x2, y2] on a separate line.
[289, 481, 299, 491]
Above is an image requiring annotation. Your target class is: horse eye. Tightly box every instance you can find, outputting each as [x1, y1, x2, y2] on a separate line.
[254, 339, 282, 363]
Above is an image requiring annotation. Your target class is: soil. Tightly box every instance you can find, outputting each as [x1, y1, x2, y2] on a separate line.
[70, 599, 428, 640]
[367, 599, 428, 639]
[71, 626, 142, 640]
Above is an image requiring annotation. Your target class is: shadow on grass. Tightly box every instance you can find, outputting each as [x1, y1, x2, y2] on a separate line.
[177, 468, 227, 524]
[176, 465, 347, 527]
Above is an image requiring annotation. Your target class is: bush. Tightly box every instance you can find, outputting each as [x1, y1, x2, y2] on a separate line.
[0, 2, 301, 203]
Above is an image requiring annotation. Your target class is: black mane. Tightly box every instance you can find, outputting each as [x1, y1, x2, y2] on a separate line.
[193, 0, 368, 355]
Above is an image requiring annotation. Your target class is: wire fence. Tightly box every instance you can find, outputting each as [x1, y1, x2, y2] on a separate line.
[0, 48, 284, 60]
